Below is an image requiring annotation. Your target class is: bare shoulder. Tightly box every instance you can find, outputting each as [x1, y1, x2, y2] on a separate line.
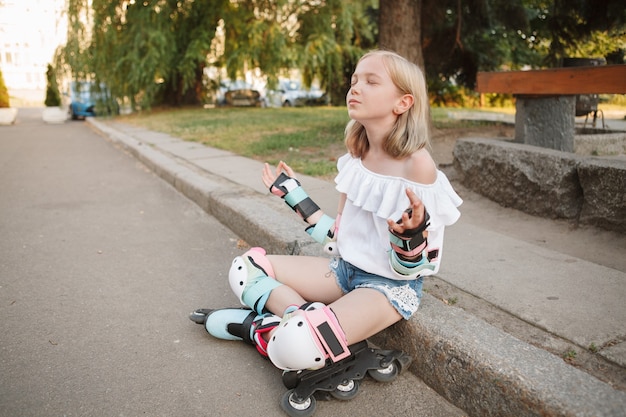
[405, 149, 437, 184]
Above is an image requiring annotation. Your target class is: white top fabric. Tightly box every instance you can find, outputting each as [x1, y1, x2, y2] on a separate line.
[334, 153, 463, 280]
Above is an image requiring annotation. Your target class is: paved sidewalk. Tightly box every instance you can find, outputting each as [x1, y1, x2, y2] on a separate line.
[447, 108, 626, 132]
[88, 118, 626, 417]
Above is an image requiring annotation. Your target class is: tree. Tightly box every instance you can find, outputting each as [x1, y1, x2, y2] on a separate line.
[379, 0, 424, 69]
[60, 0, 227, 109]
[0, 68, 9, 108]
[294, 0, 377, 105]
[542, 0, 626, 66]
[162, 0, 228, 105]
[420, 0, 537, 90]
[222, 0, 297, 88]
[57, 0, 380, 109]
[419, 0, 625, 92]
[57, 0, 624, 110]
[45, 64, 62, 107]
[57, 0, 91, 82]
[219, 0, 377, 105]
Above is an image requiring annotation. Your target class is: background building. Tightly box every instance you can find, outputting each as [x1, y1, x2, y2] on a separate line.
[0, 0, 67, 106]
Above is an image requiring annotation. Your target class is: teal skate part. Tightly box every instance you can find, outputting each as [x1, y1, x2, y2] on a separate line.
[204, 308, 281, 357]
[243, 274, 282, 315]
[305, 214, 335, 244]
[229, 248, 283, 315]
[270, 173, 321, 221]
[204, 308, 257, 342]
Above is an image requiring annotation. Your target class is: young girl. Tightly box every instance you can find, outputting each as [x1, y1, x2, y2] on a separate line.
[191, 50, 462, 372]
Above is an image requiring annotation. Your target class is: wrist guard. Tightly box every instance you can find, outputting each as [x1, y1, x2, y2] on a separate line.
[305, 214, 334, 242]
[389, 208, 430, 262]
[270, 173, 320, 222]
[270, 173, 337, 252]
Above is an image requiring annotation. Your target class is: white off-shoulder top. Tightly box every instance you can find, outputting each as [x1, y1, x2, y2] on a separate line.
[334, 153, 463, 280]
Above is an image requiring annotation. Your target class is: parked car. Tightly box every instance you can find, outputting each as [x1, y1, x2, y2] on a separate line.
[278, 80, 328, 107]
[67, 81, 119, 119]
[67, 81, 97, 119]
[224, 88, 263, 107]
[217, 80, 264, 107]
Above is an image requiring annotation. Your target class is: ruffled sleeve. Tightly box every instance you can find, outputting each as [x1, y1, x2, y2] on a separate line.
[335, 153, 462, 228]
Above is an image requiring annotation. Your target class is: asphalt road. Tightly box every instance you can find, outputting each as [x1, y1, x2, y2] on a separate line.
[0, 108, 465, 417]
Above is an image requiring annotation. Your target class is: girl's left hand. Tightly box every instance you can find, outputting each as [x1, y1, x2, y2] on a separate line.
[387, 188, 426, 233]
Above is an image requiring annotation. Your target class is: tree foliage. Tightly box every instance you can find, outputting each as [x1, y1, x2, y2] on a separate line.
[294, 0, 377, 105]
[222, 0, 295, 86]
[0, 67, 9, 108]
[57, 0, 624, 110]
[59, 0, 227, 110]
[542, 0, 626, 65]
[422, 0, 625, 90]
[57, 0, 379, 109]
[45, 64, 62, 107]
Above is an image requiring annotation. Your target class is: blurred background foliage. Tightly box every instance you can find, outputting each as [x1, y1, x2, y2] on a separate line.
[55, 0, 625, 112]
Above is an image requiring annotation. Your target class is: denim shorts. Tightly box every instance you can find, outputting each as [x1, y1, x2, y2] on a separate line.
[329, 257, 423, 320]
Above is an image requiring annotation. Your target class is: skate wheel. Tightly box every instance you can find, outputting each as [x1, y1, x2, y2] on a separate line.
[282, 370, 300, 389]
[367, 361, 399, 382]
[330, 379, 360, 400]
[281, 389, 317, 417]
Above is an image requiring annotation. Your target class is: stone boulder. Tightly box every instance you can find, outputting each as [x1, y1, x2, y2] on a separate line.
[578, 158, 626, 233]
[453, 138, 583, 219]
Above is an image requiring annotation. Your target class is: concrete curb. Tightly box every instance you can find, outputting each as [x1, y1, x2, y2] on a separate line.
[89, 118, 626, 417]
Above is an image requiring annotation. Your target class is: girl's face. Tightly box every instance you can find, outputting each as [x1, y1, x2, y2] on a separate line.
[346, 55, 404, 126]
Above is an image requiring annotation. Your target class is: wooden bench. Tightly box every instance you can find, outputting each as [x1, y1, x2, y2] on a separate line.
[476, 65, 626, 152]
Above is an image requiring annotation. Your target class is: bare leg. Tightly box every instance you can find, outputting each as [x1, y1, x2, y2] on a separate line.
[264, 255, 344, 315]
[329, 288, 402, 345]
[266, 255, 401, 345]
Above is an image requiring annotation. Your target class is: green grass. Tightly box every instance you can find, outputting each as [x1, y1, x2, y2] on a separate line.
[119, 106, 349, 177]
[117, 105, 515, 177]
[118, 103, 624, 177]
[562, 348, 577, 363]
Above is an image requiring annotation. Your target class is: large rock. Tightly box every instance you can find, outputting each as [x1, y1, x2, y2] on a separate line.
[575, 132, 626, 156]
[578, 157, 626, 233]
[453, 138, 583, 219]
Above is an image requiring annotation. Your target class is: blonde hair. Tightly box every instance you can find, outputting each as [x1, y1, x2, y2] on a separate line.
[345, 50, 430, 159]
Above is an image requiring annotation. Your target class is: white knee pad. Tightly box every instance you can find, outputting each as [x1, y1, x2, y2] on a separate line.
[267, 303, 351, 371]
[228, 247, 282, 314]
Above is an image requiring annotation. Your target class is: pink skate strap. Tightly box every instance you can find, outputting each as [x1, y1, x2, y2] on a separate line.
[253, 325, 272, 357]
[253, 314, 281, 357]
[245, 247, 275, 277]
[305, 307, 351, 362]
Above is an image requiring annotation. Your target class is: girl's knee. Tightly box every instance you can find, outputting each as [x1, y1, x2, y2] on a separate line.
[267, 303, 350, 371]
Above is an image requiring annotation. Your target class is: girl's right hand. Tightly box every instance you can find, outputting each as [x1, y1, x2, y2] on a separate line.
[387, 188, 427, 234]
[262, 161, 296, 189]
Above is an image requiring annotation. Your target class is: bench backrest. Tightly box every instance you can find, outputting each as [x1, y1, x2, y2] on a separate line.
[476, 65, 626, 95]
